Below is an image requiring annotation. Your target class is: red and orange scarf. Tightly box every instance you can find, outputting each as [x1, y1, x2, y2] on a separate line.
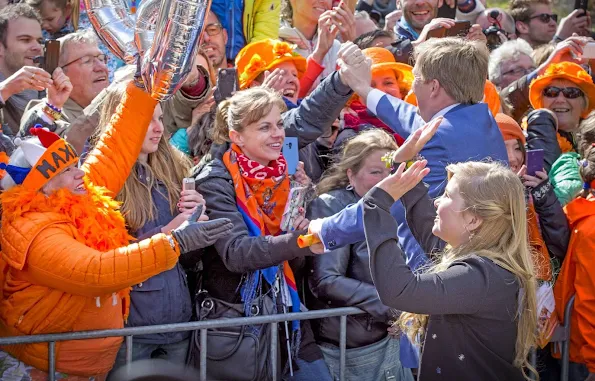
[222, 144, 301, 330]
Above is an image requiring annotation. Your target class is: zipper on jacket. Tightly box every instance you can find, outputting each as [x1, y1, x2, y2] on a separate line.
[230, 5, 235, 59]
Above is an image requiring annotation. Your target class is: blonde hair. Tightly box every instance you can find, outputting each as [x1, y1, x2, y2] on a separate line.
[93, 82, 192, 231]
[212, 87, 287, 144]
[413, 38, 489, 104]
[398, 162, 538, 380]
[317, 129, 397, 195]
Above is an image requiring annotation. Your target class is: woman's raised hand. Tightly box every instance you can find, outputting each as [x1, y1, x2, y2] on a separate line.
[390, 116, 442, 164]
[376, 160, 430, 201]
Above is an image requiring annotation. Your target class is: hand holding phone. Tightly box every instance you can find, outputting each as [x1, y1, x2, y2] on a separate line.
[526, 149, 545, 177]
[214, 68, 239, 104]
[283, 137, 299, 175]
[426, 21, 471, 39]
[35, 40, 60, 77]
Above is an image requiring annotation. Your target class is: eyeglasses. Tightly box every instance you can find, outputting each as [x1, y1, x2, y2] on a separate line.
[528, 13, 558, 23]
[61, 53, 107, 68]
[542, 86, 584, 99]
[502, 66, 536, 77]
[203, 23, 223, 37]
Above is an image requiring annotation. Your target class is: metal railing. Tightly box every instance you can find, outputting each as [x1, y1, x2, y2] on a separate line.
[0, 307, 365, 381]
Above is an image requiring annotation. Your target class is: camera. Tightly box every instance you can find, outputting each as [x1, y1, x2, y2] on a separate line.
[483, 10, 509, 51]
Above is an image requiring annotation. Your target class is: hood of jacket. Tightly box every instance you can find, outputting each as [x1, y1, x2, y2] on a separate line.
[565, 196, 595, 227]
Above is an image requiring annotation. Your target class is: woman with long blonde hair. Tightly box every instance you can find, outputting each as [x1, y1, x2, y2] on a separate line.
[360, 159, 539, 381]
[92, 82, 209, 371]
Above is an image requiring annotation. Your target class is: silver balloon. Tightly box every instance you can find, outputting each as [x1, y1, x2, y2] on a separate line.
[141, 0, 211, 101]
[134, 0, 160, 57]
[84, 0, 137, 64]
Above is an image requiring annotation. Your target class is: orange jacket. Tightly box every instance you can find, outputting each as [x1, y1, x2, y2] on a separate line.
[554, 196, 595, 372]
[0, 84, 181, 376]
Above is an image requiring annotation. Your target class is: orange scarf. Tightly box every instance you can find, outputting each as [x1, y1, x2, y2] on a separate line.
[222, 144, 290, 235]
[527, 203, 552, 281]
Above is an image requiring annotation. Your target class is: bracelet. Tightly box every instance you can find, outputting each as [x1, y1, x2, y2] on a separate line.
[42, 104, 62, 121]
[45, 102, 62, 113]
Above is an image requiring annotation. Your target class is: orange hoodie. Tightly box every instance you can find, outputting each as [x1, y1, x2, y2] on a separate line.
[0, 84, 181, 376]
[553, 196, 595, 372]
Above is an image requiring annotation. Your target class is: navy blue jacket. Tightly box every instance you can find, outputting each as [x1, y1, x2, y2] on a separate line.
[125, 165, 193, 344]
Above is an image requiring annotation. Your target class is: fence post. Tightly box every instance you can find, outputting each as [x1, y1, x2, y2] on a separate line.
[48, 341, 56, 381]
[200, 329, 208, 381]
[529, 348, 537, 380]
[340, 315, 347, 381]
[125, 335, 133, 365]
[271, 322, 278, 381]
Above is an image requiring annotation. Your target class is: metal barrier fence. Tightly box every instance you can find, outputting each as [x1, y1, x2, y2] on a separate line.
[0, 307, 365, 381]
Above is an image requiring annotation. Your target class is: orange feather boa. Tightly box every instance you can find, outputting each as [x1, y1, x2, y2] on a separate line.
[1, 181, 135, 317]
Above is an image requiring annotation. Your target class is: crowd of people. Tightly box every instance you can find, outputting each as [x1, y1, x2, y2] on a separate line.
[0, 0, 593, 380]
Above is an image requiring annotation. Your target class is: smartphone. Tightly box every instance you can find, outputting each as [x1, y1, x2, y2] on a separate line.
[214, 68, 239, 104]
[437, 3, 457, 19]
[182, 177, 195, 191]
[526, 149, 545, 177]
[283, 137, 299, 175]
[582, 42, 595, 59]
[427, 21, 471, 39]
[574, 0, 588, 12]
[43, 40, 60, 76]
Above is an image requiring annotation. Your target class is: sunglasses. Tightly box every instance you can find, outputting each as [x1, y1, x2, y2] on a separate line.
[528, 13, 558, 23]
[542, 86, 584, 99]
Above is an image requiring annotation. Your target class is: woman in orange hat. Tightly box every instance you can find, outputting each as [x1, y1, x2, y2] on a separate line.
[337, 47, 413, 148]
[236, 39, 307, 108]
[529, 62, 595, 153]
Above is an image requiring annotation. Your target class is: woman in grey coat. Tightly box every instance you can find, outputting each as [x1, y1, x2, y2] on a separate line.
[306, 129, 413, 381]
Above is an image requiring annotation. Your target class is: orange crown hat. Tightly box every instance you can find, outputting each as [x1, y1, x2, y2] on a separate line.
[363, 47, 414, 93]
[235, 39, 307, 89]
[495, 113, 526, 145]
[404, 79, 502, 116]
[0, 127, 79, 191]
[529, 62, 595, 118]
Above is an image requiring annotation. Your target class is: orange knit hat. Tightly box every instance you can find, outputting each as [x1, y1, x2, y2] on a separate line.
[495, 113, 526, 144]
[0, 127, 79, 191]
[529, 62, 595, 119]
[235, 39, 307, 89]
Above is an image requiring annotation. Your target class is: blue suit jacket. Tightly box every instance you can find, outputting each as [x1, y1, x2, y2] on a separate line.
[319, 93, 508, 270]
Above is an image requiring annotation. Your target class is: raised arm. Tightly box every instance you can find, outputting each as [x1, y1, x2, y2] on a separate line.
[82, 82, 158, 196]
[22, 224, 179, 297]
[363, 186, 496, 315]
[283, 71, 352, 149]
[401, 181, 446, 255]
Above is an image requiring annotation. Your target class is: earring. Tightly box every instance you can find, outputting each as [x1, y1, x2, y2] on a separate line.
[346, 184, 354, 191]
[464, 225, 475, 241]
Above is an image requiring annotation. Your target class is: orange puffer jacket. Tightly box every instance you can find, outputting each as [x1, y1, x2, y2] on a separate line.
[0, 83, 180, 376]
[554, 196, 595, 372]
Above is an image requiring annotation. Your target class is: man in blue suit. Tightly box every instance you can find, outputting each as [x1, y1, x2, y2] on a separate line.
[312, 38, 509, 367]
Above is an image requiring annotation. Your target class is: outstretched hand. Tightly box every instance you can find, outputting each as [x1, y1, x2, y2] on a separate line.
[171, 205, 233, 253]
[390, 116, 442, 164]
[376, 160, 430, 201]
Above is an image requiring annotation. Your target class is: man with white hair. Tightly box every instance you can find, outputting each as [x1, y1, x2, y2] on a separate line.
[489, 39, 535, 89]
[19, 29, 108, 136]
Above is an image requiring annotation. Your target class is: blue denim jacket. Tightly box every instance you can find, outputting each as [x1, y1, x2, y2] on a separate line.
[125, 165, 193, 344]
